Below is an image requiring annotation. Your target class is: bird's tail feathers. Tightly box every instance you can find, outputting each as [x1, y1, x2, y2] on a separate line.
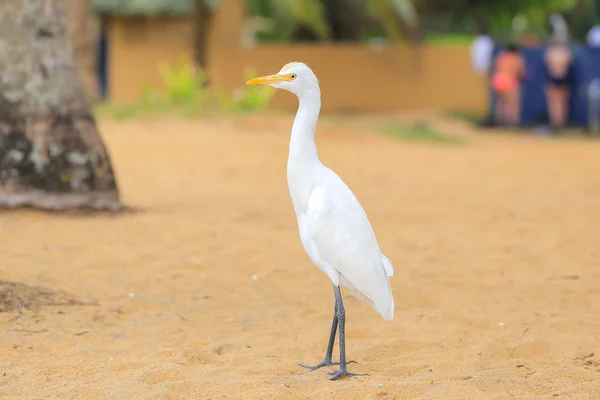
[382, 254, 394, 277]
[339, 269, 394, 321]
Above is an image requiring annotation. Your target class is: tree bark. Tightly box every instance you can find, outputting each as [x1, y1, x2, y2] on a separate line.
[58, 0, 100, 103]
[0, 0, 121, 211]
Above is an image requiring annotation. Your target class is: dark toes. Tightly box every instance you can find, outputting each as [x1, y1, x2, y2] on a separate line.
[328, 369, 369, 379]
[328, 370, 342, 380]
[299, 361, 337, 371]
[299, 364, 319, 371]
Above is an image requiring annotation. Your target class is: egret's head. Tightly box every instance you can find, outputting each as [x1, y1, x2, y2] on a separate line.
[246, 62, 319, 99]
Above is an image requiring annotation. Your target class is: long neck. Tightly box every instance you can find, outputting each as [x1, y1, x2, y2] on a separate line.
[288, 96, 321, 168]
[287, 93, 322, 212]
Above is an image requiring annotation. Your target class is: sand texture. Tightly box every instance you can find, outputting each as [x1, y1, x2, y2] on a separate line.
[1, 115, 600, 399]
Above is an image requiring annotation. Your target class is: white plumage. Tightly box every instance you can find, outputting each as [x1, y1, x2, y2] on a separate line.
[247, 61, 394, 379]
[299, 171, 395, 320]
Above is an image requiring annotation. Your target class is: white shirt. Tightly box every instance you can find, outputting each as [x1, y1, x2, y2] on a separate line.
[470, 35, 494, 75]
[588, 25, 600, 47]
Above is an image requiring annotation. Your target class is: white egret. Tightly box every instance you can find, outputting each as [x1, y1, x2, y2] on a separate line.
[247, 62, 394, 380]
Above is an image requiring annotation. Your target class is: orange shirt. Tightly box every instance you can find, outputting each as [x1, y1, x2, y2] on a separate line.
[495, 52, 525, 80]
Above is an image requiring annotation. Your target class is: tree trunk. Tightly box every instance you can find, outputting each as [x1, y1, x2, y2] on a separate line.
[0, 0, 121, 211]
[291, 23, 322, 42]
[193, 0, 213, 70]
[321, 0, 369, 41]
[59, 0, 100, 103]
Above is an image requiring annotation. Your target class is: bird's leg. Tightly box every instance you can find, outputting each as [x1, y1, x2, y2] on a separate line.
[299, 285, 357, 372]
[328, 286, 369, 380]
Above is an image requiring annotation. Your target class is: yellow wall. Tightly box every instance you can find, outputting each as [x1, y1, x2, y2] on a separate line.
[107, 14, 487, 113]
[107, 16, 194, 103]
[209, 45, 488, 113]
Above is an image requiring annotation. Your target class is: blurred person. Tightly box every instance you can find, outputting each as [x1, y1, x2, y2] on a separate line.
[491, 43, 525, 126]
[522, 33, 540, 48]
[470, 21, 496, 126]
[586, 26, 600, 135]
[587, 25, 600, 48]
[587, 78, 600, 134]
[544, 14, 573, 131]
[470, 24, 495, 76]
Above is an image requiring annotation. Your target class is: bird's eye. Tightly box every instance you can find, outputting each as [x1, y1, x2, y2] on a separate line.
[290, 74, 297, 80]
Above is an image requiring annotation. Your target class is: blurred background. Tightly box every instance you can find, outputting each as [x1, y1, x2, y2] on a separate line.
[2, 1, 600, 398]
[71, 0, 600, 134]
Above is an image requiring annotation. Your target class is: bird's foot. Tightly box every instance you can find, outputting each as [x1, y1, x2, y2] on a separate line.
[298, 359, 357, 372]
[328, 367, 369, 380]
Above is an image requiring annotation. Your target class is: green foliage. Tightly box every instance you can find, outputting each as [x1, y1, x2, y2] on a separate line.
[246, 0, 419, 43]
[220, 67, 276, 113]
[91, 0, 192, 15]
[94, 102, 146, 121]
[95, 62, 274, 121]
[245, 0, 329, 42]
[245, 0, 597, 44]
[425, 33, 475, 45]
[365, 0, 418, 40]
[431, 0, 596, 41]
[377, 122, 466, 145]
[447, 109, 484, 123]
[109, 61, 212, 119]
[157, 61, 209, 105]
[143, 61, 211, 117]
[269, 0, 331, 39]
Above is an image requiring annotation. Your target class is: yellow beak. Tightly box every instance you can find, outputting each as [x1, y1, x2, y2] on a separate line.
[246, 74, 285, 85]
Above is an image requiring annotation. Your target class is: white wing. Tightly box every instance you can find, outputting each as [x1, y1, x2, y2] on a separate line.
[305, 168, 394, 320]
